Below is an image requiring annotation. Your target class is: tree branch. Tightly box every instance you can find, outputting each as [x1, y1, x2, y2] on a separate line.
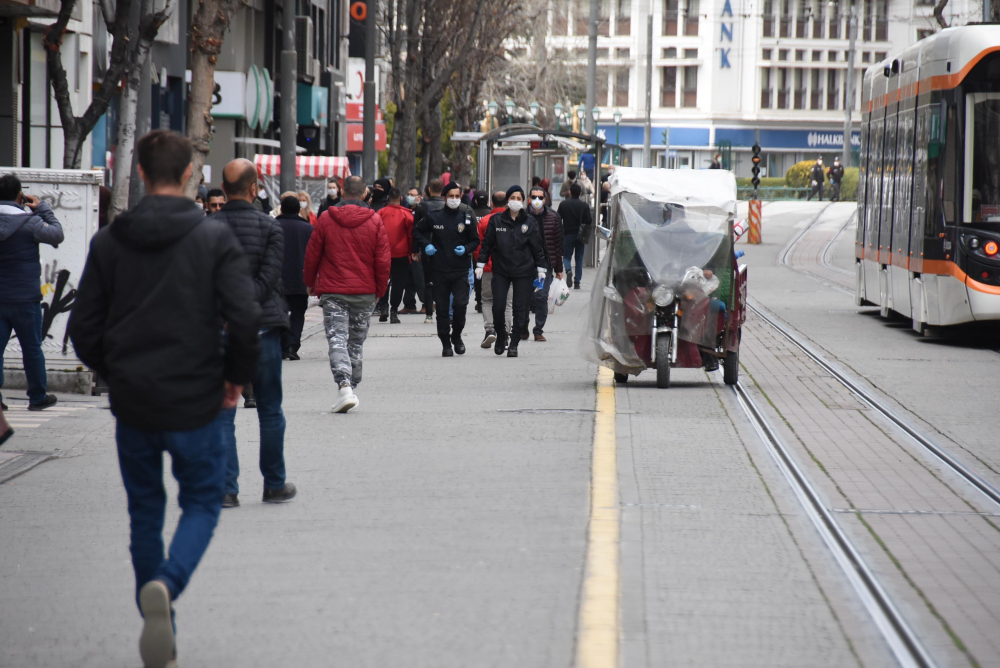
[933, 0, 948, 29]
[42, 0, 79, 147]
[415, 0, 487, 114]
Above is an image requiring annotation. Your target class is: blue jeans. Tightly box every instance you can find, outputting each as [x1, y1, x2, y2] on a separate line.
[563, 234, 586, 286]
[532, 269, 554, 336]
[116, 410, 227, 611]
[0, 302, 48, 404]
[222, 328, 286, 495]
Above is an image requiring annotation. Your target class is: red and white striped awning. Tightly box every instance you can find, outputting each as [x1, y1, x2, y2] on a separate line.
[254, 154, 352, 179]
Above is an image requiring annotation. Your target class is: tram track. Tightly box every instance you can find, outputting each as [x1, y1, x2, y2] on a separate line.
[726, 374, 938, 668]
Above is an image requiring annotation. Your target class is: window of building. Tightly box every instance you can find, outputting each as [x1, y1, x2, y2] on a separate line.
[684, 48, 698, 59]
[862, 51, 871, 63]
[828, 50, 838, 61]
[826, 69, 839, 109]
[682, 65, 698, 107]
[794, 68, 805, 109]
[763, 0, 774, 36]
[778, 49, 788, 61]
[599, 0, 611, 36]
[812, 3, 824, 37]
[616, 47, 630, 59]
[615, 0, 631, 35]
[661, 66, 677, 107]
[875, 0, 887, 40]
[778, 68, 789, 109]
[553, 1, 569, 35]
[664, 0, 679, 35]
[684, 0, 700, 36]
[916, 28, 934, 40]
[795, 49, 805, 61]
[795, 2, 807, 37]
[663, 47, 677, 58]
[597, 47, 609, 58]
[812, 50, 822, 62]
[762, 48, 772, 60]
[761, 68, 772, 108]
[828, 3, 840, 38]
[597, 67, 610, 105]
[779, 0, 791, 37]
[575, 0, 589, 35]
[614, 68, 629, 106]
[810, 69, 823, 109]
[875, 51, 886, 61]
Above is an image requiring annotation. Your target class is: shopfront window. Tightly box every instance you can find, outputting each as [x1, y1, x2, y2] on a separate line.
[966, 94, 1000, 223]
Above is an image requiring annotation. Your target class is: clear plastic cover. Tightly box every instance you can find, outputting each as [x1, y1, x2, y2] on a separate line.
[581, 182, 733, 374]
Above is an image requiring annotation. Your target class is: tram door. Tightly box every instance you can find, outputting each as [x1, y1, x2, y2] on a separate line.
[492, 150, 530, 194]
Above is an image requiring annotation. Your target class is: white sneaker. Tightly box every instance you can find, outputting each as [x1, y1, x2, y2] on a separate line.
[331, 386, 359, 413]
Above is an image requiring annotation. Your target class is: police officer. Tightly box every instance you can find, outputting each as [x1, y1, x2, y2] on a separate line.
[413, 182, 480, 356]
[827, 157, 845, 202]
[475, 185, 547, 358]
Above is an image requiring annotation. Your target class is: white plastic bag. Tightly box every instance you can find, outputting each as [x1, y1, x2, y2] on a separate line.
[548, 277, 571, 313]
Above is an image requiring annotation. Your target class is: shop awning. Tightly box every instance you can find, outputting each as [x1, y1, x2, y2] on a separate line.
[253, 154, 352, 179]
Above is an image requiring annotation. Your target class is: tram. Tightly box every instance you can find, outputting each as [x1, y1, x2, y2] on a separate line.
[856, 25, 1000, 330]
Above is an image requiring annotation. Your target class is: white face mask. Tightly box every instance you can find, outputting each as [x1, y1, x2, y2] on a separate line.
[195, 202, 204, 210]
[299, 200, 308, 209]
[446, 198, 461, 209]
[508, 200, 524, 212]
[530, 197, 544, 210]
[328, 188, 338, 197]
[406, 195, 416, 206]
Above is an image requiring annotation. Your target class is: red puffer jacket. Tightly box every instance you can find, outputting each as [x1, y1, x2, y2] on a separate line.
[474, 207, 505, 272]
[379, 204, 414, 258]
[304, 204, 391, 298]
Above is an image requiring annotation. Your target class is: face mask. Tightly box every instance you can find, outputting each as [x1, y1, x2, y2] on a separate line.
[299, 200, 308, 209]
[530, 197, 544, 210]
[406, 195, 416, 206]
[328, 188, 338, 197]
[446, 198, 461, 209]
[195, 202, 204, 210]
[508, 200, 524, 212]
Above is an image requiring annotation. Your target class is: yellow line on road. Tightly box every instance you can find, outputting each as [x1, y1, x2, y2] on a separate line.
[576, 366, 620, 668]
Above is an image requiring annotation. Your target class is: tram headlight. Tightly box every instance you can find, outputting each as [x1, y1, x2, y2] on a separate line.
[985, 241, 999, 256]
[969, 238, 981, 250]
[652, 285, 675, 306]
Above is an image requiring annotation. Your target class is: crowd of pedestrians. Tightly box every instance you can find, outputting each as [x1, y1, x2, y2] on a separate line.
[0, 127, 592, 668]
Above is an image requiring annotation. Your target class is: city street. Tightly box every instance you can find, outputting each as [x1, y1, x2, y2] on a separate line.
[2, 202, 1000, 667]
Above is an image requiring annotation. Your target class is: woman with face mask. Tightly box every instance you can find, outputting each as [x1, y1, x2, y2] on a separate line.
[412, 182, 481, 356]
[318, 178, 342, 216]
[525, 186, 564, 342]
[475, 185, 548, 358]
[297, 190, 317, 225]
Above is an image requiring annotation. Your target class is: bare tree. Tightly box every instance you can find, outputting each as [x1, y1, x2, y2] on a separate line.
[183, 0, 244, 197]
[44, 0, 167, 169]
[108, 0, 172, 220]
[933, 0, 949, 28]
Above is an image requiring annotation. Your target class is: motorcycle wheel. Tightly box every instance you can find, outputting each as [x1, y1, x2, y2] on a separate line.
[613, 372, 629, 384]
[723, 349, 739, 385]
[655, 333, 671, 389]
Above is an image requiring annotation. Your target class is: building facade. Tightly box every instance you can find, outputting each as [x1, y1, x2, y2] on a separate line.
[547, 0, 979, 177]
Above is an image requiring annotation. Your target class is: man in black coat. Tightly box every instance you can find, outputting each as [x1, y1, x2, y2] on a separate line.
[68, 130, 261, 668]
[827, 157, 845, 202]
[807, 158, 826, 201]
[558, 181, 593, 290]
[276, 195, 313, 360]
[412, 179, 446, 323]
[413, 181, 480, 356]
[211, 158, 297, 508]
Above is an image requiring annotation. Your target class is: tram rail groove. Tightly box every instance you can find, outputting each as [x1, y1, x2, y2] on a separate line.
[726, 376, 938, 668]
[747, 300, 1000, 510]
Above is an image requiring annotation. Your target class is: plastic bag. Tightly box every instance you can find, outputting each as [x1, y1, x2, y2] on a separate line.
[548, 277, 571, 313]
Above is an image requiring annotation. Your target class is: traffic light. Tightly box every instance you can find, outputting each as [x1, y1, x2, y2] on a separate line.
[750, 142, 762, 189]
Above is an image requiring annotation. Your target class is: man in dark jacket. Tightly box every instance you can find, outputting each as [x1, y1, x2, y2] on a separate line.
[212, 158, 296, 508]
[68, 130, 260, 668]
[807, 158, 825, 201]
[276, 195, 313, 360]
[413, 181, 480, 356]
[370, 177, 392, 212]
[0, 174, 64, 411]
[527, 185, 564, 342]
[413, 179, 446, 324]
[827, 157, 845, 202]
[557, 182, 592, 290]
[317, 177, 341, 215]
[476, 185, 547, 358]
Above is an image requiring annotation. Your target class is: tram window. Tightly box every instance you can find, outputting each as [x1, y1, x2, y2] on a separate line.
[966, 95, 1000, 223]
[942, 105, 958, 223]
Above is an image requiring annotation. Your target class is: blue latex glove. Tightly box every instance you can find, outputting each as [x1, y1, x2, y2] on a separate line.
[734, 249, 745, 259]
[533, 278, 545, 290]
[424, 244, 437, 256]
[454, 245, 465, 256]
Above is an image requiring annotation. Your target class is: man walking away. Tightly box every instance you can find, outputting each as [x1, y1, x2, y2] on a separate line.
[413, 179, 445, 324]
[0, 173, 63, 411]
[276, 195, 313, 360]
[68, 130, 260, 668]
[305, 175, 390, 412]
[475, 191, 513, 348]
[476, 186, 547, 358]
[558, 182, 592, 290]
[213, 158, 297, 508]
[828, 157, 845, 202]
[807, 157, 825, 201]
[414, 182, 480, 357]
[378, 188, 415, 324]
[527, 185, 564, 342]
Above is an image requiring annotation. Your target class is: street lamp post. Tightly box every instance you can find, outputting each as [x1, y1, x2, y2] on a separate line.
[504, 99, 515, 126]
[613, 109, 622, 165]
[576, 104, 585, 133]
[553, 102, 564, 131]
[488, 100, 499, 130]
[529, 101, 541, 127]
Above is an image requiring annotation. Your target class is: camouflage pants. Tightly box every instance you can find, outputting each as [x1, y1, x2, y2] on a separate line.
[320, 295, 373, 388]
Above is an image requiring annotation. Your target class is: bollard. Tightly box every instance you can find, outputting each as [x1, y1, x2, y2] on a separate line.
[748, 199, 762, 244]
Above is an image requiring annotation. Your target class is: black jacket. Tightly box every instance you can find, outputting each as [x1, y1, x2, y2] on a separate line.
[413, 196, 445, 229]
[557, 197, 593, 237]
[211, 200, 289, 331]
[413, 205, 480, 275]
[0, 200, 64, 303]
[809, 164, 825, 184]
[477, 209, 547, 279]
[68, 195, 260, 431]
[277, 213, 313, 295]
[827, 164, 845, 184]
[318, 195, 340, 215]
